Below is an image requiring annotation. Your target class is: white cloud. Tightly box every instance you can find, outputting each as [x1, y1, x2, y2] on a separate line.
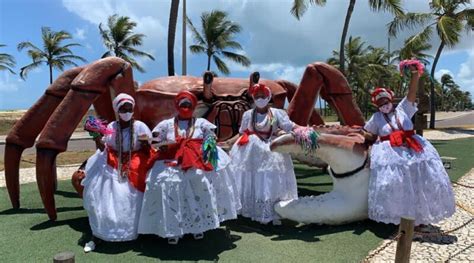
[435, 69, 454, 81]
[62, 0, 168, 76]
[456, 50, 474, 96]
[61, 0, 473, 84]
[0, 73, 24, 92]
[74, 28, 86, 40]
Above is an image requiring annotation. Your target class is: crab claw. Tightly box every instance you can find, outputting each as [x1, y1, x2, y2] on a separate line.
[250, 71, 260, 86]
[4, 67, 83, 210]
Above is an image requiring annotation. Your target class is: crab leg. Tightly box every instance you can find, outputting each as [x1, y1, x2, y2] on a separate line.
[35, 57, 134, 220]
[287, 63, 364, 126]
[4, 67, 84, 209]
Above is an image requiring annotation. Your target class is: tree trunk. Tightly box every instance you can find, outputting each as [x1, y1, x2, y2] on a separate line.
[182, 0, 187, 75]
[49, 64, 53, 84]
[207, 55, 211, 71]
[167, 0, 180, 76]
[339, 0, 356, 75]
[429, 41, 445, 129]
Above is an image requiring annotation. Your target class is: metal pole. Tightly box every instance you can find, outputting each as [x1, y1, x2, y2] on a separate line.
[182, 0, 187, 75]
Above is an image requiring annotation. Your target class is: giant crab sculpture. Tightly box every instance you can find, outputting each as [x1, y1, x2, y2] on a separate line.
[4, 57, 364, 220]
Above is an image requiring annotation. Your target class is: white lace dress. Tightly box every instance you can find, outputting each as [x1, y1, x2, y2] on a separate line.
[82, 121, 152, 241]
[229, 108, 298, 224]
[138, 118, 240, 238]
[364, 97, 455, 225]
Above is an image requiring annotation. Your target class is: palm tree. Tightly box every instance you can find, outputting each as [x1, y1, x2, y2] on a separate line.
[18, 27, 86, 84]
[388, 0, 474, 128]
[187, 10, 251, 75]
[168, 0, 180, 76]
[99, 14, 155, 73]
[291, 0, 403, 75]
[0, 44, 16, 74]
[440, 73, 455, 111]
[392, 36, 433, 65]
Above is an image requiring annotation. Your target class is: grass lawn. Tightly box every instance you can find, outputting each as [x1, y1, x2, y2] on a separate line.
[0, 138, 472, 262]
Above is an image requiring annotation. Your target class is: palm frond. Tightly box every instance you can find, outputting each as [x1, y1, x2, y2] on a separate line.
[213, 55, 229, 75]
[290, 0, 326, 20]
[388, 13, 432, 37]
[186, 16, 207, 46]
[189, 44, 206, 54]
[221, 51, 251, 67]
[19, 61, 44, 79]
[122, 47, 155, 60]
[437, 15, 463, 47]
[369, 0, 404, 16]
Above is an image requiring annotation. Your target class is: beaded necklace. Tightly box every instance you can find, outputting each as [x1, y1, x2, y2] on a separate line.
[251, 108, 274, 140]
[115, 119, 134, 180]
[174, 117, 196, 139]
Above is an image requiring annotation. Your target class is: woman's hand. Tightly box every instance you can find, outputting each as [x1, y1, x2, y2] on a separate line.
[93, 135, 105, 151]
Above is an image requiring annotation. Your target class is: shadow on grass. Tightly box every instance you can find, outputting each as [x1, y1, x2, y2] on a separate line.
[27, 213, 240, 261]
[225, 217, 396, 243]
[0, 206, 83, 215]
[55, 190, 81, 199]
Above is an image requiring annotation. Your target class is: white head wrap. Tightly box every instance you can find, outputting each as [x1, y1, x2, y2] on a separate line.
[112, 93, 135, 113]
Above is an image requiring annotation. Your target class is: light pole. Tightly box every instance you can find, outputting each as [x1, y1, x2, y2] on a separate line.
[182, 0, 187, 75]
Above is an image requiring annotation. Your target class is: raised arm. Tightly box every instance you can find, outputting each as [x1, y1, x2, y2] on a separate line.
[406, 65, 421, 103]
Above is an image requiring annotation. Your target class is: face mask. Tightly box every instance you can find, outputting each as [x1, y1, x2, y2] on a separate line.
[379, 103, 393, 114]
[255, 97, 270, 109]
[119, 112, 133, 121]
[178, 108, 194, 119]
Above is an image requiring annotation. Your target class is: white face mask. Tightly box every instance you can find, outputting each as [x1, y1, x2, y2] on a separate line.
[255, 97, 270, 109]
[379, 103, 393, 114]
[119, 112, 133, 121]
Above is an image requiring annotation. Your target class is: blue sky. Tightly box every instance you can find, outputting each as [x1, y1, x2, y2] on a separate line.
[1, 0, 473, 110]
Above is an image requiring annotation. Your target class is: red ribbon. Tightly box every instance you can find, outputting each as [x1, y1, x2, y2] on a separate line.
[148, 138, 213, 172]
[237, 130, 255, 146]
[106, 148, 152, 192]
[380, 130, 423, 153]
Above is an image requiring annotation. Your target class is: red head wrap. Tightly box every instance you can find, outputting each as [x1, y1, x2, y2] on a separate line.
[175, 90, 198, 119]
[248, 84, 271, 98]
[371, 87, 394, 107]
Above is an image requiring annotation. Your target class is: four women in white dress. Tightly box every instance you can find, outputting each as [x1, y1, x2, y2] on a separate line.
[82, 72, 456, 251]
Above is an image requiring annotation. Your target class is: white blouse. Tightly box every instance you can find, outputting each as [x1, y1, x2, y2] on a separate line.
[364, 97, 418, 137]
[103, 120, 152, 151]
[152, 117, 216, 143]
[239, 108, 295, 135]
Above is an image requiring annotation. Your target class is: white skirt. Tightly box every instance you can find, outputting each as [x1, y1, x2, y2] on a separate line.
[138, 147, 239, 237]
[229, 135, 298, 223]
[82, 150, 144, 241]
[368, 135, 455, 225]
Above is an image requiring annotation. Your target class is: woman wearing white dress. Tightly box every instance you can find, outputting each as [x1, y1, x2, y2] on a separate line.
[364, 63, 455, 227]
[229, 83, 300, 225]
[138, 90, 239, 245]
[82, 93, 152, 252]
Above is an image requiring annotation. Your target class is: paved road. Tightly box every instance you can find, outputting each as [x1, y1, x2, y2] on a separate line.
[432, 111, 474, 128]
[0, 138, 96, 157]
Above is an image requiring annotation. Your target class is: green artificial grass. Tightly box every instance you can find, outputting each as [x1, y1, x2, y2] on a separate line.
[0, 138, 472, 262]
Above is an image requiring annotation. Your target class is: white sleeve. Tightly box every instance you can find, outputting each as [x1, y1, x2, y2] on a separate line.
[103, 122, 116, 148]
[276, 109, 295, 132]
[363, 114, 378, 135]
[152, 119, 170, 142]
[396, 96, 418, 119]
[198, 118, 217, 138]
[135, 121, 152, 138]
[239, 110, 251, 134]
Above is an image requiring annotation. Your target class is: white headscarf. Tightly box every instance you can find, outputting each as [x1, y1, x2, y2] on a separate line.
[112, 93, 135, 113]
